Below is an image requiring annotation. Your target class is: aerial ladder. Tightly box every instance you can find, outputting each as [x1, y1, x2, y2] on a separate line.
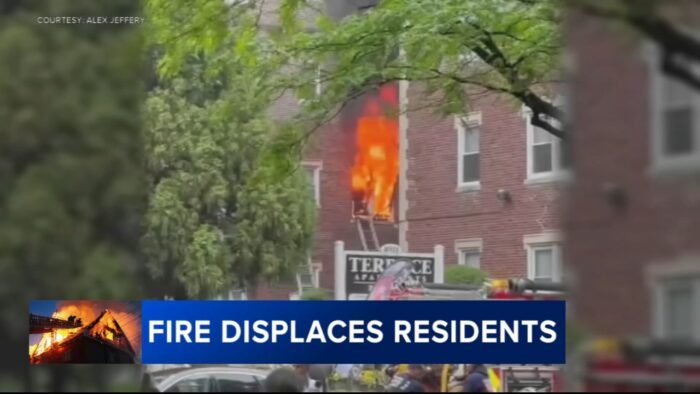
[29, 313, 82, 334]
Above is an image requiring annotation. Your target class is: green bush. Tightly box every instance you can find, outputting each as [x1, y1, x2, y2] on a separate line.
[300, 288, 334, 300]
[445, 265, 487, 285]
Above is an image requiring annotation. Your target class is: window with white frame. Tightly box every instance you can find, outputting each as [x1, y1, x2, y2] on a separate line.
[651, 52, 700, 172]
[524, 233, 563, 282]
[658, 279, 697, 340]
[650, 262, 700, 342]
[459, 249, 481, 269]
[525, 109, 569, 182]
[455, 239, 482, 269]
[296, 260, 322, 292]
[456, 113, 481, 188]
[302, 161, 322, 207]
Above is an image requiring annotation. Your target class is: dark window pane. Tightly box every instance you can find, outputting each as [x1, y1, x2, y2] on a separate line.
[663, 282, 694, 340]
[166, 377, 210, 392]
[462, 153, 479, 183]
[560, 139, 571, 169]
[533, 144, 553, 173]
[664, 108, 694, 156]
[215, 374, 260, 392]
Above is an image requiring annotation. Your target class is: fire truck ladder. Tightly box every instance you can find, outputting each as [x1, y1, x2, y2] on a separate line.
[356, 215, 380, 251]
[29, 313, 82, 334]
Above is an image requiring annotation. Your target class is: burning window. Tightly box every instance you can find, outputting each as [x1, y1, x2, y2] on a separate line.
[351, 84, 399, 222]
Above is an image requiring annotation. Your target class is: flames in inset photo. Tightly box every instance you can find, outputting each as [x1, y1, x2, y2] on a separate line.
[351, 84, 400, 221]
[29, 301, 140, 363]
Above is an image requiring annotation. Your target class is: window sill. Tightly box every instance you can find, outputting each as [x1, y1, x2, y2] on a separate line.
[456, 182, 481, 193]
[525, 172, 572, 186]
[650, 157, 700, 178]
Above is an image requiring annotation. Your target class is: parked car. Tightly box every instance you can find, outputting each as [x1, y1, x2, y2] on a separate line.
[145, 366, 269, 392]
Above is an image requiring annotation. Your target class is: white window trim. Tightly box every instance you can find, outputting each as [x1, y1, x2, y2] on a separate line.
[523, 232, 564, 282]
[312, 262, 322, 288]
[454, 238, 483, 267]
[522, 104, 571, 185]
[302, 160, 322, 207]
[647, 257, 700, 342]
[455, 112, 482, 192]
[648, 44, 700, 176]
[296, 260, 322, 292]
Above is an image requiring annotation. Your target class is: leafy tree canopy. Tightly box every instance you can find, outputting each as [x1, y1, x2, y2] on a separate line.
[143, 64, 316, 298]
[278, 0, 565, 138]
[146, 0, 565, 145]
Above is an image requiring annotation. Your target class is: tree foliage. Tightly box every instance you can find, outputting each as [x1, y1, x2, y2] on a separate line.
[0, 0, 146, 389]
[142, 67, 316, 299]
[279, 0, 565, 138]
[146, 0, 565, 146]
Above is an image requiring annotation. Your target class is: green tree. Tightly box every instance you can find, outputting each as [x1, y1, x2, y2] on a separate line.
[144, 0, 316, 298]
[279, 0, 565, 138]
[0, 0, 146, 390]
[143, 73, 316, 299]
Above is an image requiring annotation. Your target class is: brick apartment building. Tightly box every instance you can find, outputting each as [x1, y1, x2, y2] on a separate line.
[401, 89, 567, 280]
[252, 0, 567, 299]
[565, 8, 700, 342]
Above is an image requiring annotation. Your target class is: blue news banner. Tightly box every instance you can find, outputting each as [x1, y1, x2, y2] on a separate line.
[142, 300, 565, 364]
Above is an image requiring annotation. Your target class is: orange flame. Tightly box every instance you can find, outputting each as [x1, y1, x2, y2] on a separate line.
[351, 84, 399, 221]
[29, 310, 82, 357]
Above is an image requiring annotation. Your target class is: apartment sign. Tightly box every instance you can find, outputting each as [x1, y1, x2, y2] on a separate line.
[334, 242, 445, 300]
[345, 254, 435, 295]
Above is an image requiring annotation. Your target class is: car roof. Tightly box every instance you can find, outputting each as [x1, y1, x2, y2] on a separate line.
[155, 366, 269, 391]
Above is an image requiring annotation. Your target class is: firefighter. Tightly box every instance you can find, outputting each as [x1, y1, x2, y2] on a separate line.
[421, 365, 442, 392]
[462, 364, 492, 393]
[386, 364, 426, 392]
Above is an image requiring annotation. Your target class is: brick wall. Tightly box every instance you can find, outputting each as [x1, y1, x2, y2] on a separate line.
[565, 10, 700, 337]
[404, 88, 563, 278]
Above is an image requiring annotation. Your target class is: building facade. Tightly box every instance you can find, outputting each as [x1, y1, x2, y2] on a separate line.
[565, 8, 700, 341]
[402, 88, 566, 281]
[255, 0, 567, 299]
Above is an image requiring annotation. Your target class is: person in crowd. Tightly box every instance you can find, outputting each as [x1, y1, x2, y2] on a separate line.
[462, 364, 492, 393]
[293, 364, 326, 392]
[385, 364, 400, 379]
[264, 367, 304, 392]
[386, 364, 426, 392]
[420, 365, 442, 392]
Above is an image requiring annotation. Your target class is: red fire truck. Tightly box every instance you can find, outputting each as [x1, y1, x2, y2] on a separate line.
[367, 261, 565, 392]
[577, 337, 700, 392]
[368, 260, 700, 392]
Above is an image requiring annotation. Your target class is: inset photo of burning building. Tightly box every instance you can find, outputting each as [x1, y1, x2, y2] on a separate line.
[29, 301, 140, 364]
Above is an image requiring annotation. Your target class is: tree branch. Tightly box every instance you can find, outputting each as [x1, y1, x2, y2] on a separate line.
[575, 0, 700, 90]
[462, 21, 566, 138]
